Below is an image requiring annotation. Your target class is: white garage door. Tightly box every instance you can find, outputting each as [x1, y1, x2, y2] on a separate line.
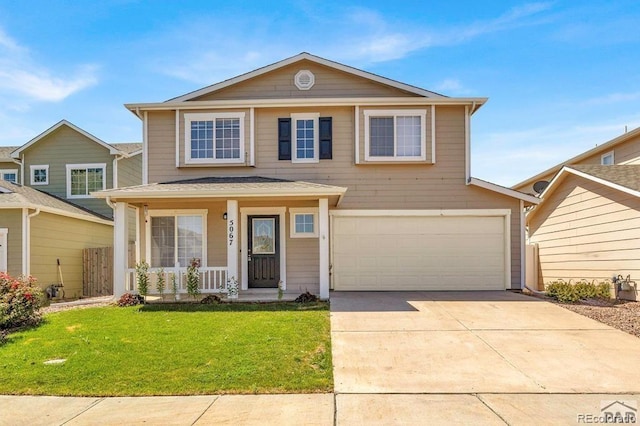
[331, 213, 508, 291]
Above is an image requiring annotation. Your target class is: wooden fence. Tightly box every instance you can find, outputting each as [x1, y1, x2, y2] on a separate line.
[83, 247, 113, 297]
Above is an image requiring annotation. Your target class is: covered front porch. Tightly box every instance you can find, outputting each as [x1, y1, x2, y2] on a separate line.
[93, 177, 347, 300]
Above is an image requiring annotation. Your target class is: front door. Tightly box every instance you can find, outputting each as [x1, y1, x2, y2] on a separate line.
[248, 215, 280, 288]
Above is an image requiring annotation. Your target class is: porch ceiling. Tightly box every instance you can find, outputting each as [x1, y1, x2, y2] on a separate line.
[92, 176, 347, 205]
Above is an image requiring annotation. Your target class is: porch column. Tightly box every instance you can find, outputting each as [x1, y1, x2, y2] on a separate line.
[319, 198, 329, 299]
[113, 201, 128, 298]
[226, 200, 238, 286]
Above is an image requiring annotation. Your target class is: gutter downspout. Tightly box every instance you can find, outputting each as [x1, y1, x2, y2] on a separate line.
[113, 155, 124, 189]
[22, 207, 41, 276]
[105, 196, 115, 210]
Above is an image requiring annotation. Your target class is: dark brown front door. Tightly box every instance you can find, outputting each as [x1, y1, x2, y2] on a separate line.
[248, 215, 280, 288]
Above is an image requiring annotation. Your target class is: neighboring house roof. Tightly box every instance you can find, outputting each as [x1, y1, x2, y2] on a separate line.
[512, 125, 640, 190]
[0, 146, 19, 162]
[125, 52, 487, 115]
[92, 176, 348, 204]
[0, 179, 113, 225]
[528, 164, 640, 220]
[11, 120, 140, 158]
[111, 142, 143, 156]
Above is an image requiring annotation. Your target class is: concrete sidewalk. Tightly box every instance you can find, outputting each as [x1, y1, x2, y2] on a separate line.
[2, 393, 640, 425]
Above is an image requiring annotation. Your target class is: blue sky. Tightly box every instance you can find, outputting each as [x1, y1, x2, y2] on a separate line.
[0, 1, 638, 186]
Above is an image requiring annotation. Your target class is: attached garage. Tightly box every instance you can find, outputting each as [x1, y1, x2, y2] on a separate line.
[331, 210, 511, 291]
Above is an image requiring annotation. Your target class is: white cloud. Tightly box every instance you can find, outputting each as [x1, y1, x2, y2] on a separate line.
[0, 27, 98, 103]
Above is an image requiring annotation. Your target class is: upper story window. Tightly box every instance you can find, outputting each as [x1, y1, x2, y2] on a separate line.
[30, 165, 49, 185]
[364, 110, 427, 161]
[184, 112, 245, 164]
[601, 151, 614, 165]
[66, 163, 106, 198]
[0, 169, 18, 184]
[291, 113, 319, 163]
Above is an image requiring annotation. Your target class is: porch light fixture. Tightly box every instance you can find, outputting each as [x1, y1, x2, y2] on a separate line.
[223, 212, 228, 220]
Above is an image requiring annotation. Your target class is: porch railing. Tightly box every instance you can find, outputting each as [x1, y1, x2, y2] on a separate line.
[125, 266, 228, 294]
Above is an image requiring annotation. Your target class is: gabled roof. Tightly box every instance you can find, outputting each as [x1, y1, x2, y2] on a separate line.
[512, 125, 640, 190]
[528, 165, 640, 220]
[11, 120, 140, 158]
[111, 142, 143, 156]
[169, 52, 447, 102]
[0, 179, 113, 225]
[125, 52, 487, 115]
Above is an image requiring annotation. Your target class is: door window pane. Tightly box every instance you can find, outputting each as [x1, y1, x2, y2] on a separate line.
[252, 218, 275, 254]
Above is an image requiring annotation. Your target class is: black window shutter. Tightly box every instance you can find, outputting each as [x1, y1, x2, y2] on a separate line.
[319, 117, 332, 160]
[278, 118, 291, 160]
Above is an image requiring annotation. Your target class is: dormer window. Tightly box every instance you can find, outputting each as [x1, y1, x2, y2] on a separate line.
[184, 112, 245, 164]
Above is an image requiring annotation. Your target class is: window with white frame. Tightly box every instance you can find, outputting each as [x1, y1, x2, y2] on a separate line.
[292, 113, 319, 163]
[185, 112, 245, 164]
[601, 151, 614, 165]
[289, 208, 318, 238]
[66, 163, 106, 198]
[148, 210, 206, 268]
[0, 169, 18, 183]
[364, 110, 427, 161]
[30, 165, 49, 185]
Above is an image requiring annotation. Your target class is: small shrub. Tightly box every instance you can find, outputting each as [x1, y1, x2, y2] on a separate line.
[545, 279, 612, 303]
[170, 272, 178, 299]
[135, 261, 149, 301]
[0, 273, 43, 330]
[294, 291, 319, 303]
[186, 258, 201, 300]
[117, 292, 143, 307]
[156, 267, 165, 298]
[200, 294, 222, 304]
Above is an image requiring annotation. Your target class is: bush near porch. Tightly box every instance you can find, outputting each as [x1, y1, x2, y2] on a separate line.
[0, 302, 332, 396]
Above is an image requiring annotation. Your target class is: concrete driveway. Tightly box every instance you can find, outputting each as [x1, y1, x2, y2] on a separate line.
[331, 291, 640, 424]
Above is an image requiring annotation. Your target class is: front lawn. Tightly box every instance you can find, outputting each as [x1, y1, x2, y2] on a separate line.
[0, 302, 332, 396]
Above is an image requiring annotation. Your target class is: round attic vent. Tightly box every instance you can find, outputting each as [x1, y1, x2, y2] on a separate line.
[294, 70, 315, 90]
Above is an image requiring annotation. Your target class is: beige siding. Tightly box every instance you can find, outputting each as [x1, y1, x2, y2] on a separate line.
[0, 209, 23, 277]
[30, 212, 113, 298]
[21, 125, 115, 218]
[146, 105, 523, 288]
[117, 154, 142, 188]
[192, 60, 416, 101]
[529, 173, 640, 288]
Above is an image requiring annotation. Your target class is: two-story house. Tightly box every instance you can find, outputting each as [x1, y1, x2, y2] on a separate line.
[513, 127, 640, 300]
[0, 120, 142, 298]
[95, 52, 538, 299]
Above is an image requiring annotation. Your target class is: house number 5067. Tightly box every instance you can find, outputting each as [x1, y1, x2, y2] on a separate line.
[228, 219, 235, 246]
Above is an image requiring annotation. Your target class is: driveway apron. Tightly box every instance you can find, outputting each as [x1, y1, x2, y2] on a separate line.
[330, 291, 640, 394]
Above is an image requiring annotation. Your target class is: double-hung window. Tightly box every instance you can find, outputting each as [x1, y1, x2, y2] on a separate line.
[66, 163, 106, 198]
[0, 169, 18, 183]
[291, 113, 319, 163]
[30, 165, 49, 185]
[148, 210, 206, 268]
[185, 112, 245, 164]
[364, 110, 427, 161]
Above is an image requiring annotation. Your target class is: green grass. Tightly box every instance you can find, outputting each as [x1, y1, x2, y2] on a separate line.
[0, 302, 332, 396]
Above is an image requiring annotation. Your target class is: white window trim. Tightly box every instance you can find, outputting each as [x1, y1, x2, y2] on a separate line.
[0, 169, 18, 183]
[184, 112, 246, 165]
[66, 163, 107, 199]
[601, 151, 614, 165]
[363, 109, 427, 162]
[289, 207, 319, 238]
[145, 209, 208, 268]
[30, 165, 49, 185]
[291, 113, 320, 163]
